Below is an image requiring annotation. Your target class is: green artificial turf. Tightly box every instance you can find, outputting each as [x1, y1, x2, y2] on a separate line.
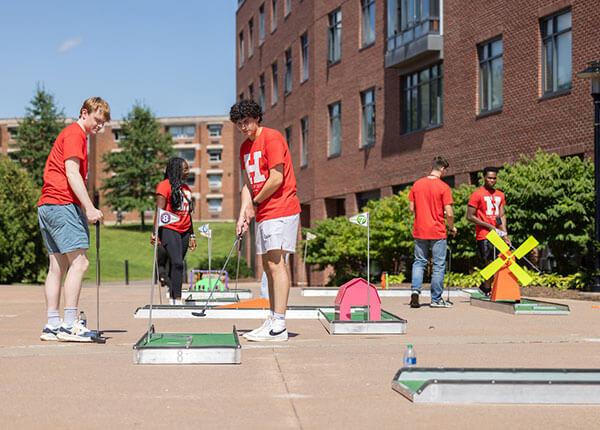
[140, 332, 238, 347]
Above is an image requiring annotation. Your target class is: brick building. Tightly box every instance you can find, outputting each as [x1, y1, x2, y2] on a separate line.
[235, 0, 600, 285]
[0, 116, 237, 224]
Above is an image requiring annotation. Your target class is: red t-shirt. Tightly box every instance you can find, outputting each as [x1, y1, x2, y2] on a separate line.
[408, 176, 454, 239]
[240, 127, 301, 222]
[156, 179, 192, 233]
[38, 122, 88, 207]
[468, 187, 506, 241]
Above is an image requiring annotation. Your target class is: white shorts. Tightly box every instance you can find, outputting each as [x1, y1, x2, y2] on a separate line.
[255, 213, 299, 255]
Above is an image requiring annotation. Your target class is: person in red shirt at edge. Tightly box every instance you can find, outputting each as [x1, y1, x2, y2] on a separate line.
[408, 156, 456, 309]
[150, 157, 197, 305]
[230, 99, 301, 342]
[37, 97, 110, 342]
[466, 166, 511, 296]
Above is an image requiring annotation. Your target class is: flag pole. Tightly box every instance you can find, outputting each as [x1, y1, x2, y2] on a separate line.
[367, 211, 370, 320]
[303, 236, 308, 285]
[147, 209, 159, 343]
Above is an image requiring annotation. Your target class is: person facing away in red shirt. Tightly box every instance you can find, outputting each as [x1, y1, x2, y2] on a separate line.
[408, 156, 456, 309]
[467, 166, 511, 295]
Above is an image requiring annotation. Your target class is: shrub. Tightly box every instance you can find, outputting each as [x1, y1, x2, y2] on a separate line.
[0, 156, 47, 283]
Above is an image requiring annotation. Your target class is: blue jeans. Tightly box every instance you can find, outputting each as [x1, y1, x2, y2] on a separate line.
[411, 238, 447, 302]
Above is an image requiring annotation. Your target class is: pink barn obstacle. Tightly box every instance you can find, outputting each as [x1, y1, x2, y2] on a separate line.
[334, 278, 381, 321]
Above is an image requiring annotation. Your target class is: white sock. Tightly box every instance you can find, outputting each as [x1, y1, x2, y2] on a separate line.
[47, 311, 60, 328]
[272, 313, 286, 331]
[64, 308, 77, 326]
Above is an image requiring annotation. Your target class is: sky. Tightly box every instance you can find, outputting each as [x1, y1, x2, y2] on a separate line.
[0, 1, 237, 120]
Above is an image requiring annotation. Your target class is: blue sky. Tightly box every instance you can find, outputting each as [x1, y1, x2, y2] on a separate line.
[0, 1, 237, 120]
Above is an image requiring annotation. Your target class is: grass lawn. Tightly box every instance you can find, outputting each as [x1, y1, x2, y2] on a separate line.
[84, 222, 237, 283]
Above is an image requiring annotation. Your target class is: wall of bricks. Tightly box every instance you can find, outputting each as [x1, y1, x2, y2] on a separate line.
[237, 0, 599, 285]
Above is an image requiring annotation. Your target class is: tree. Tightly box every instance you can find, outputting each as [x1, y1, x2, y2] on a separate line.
[101, 103, 174, 228]
[0, 156, 47, 283]
[15, 84, 66, 187]
[496, 151, 594, 274]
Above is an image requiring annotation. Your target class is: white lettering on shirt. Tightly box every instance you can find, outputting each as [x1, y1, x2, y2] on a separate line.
[244, 151, 266, 184]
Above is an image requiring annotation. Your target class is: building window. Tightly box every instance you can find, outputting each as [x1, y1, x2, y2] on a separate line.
[259, 3, 265, 43]
[301, 116, 309, 167]
[208, 124, 222, 137]
[327, 8, 342, 64]
[285, 48, 292, 94]
[7, 127, 17, 141]
[113, 130, 121, 142]
[248, 18, 254, 57]
[176, 149, 195, 163]
[208, 174, 222, 188]
[285, 0, 291, 17]
[208, 198, 222, 212]
[541, 9, 572, 95]
[361, 0, 376, 47]
[271, 62, 278, 105]
[361, 88, 376, 147]
[208, 149, 222, 163]
[328, 101, 341, 157]
[271, 0, 278, 32]
[285, 126, 291, 148]
[403, 63, 443, 133]
[387, 0, 440, 51]
[249, 83, 254, 101]
[185, 173, 195, 188]
[169, 125, 195, 139]
[259, 74, 266, 111]
[356, 189, 380, 211]
[478, 38, 503, 113]
[239, 31, 245, 67]
[300, 32, 309, 82]
[239, 92, 245, 102]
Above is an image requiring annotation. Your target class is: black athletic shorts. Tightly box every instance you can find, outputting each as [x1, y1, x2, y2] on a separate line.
[477, 239, 495, 262]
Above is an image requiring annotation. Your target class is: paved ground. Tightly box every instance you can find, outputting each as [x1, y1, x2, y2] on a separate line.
[1, 282, 600, 429]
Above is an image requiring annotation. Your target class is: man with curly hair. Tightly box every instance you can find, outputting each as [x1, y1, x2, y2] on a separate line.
[230, 99, 300, 342]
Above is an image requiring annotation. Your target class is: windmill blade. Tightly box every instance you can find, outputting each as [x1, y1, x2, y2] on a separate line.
[480, 257, 506, 280]
[485, 229, 510, 254]
[513, 236, 539, 260]
[508, 262, 533, 286]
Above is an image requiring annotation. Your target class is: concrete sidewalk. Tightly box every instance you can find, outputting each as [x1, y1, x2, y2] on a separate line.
[1, 282, 600, 429]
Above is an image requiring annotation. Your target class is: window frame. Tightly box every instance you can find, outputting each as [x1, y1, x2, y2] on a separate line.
[259, 3, 265, 43]
[402, 63, 444, 134]
[271, 0, 278, 32]
[208, 124, 222, 138]
[259, 73, 266, 111]
[284, 48, 293, 95]
[300, 32, 309, 82]
[540, 8, 572, 96]
[327, 8, 342, 65]
[360, 0, 376, 48]
[248, 18, 254, 57]
[328, 101, 342, 158]
[271, 62, 279, 105]
[360, 88, 376, 148]
[300, 116, 309, 167]
[238, 31, 245, 67]
[477, 37, 503, 114]
[208, 149, 222, 163]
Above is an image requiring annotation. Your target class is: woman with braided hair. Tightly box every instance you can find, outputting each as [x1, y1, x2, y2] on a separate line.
[150, 157, 196, 304]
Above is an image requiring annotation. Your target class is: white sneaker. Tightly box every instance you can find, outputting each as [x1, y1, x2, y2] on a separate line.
[57, 321, 94, 342]
[40, 324, 60, 341]
[242, 318, 272, 339]
[245, 326, 288, 342]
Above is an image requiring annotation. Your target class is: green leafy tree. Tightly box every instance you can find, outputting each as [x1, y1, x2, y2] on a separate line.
[450, 183, 478, 271]
[15, 85, 66, 187]
[101, 103, 174, 228]
[0, 156, 47, 283]
[496, 151, 594, 274]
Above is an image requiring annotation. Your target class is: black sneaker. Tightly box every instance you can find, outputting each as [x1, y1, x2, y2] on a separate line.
[477, 286, 491, 297]
[430, 299, 453, 308]
[410, 292, 420, 308]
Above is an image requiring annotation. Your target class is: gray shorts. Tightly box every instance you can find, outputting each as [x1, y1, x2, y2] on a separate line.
[255, 213, 299, 255]
[38, 204, 90, 254]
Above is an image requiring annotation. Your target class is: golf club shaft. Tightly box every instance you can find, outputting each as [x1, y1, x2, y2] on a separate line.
[508, 243, 541, 273]
[96, 221, 100, 335]
[198, 233, 243, 315]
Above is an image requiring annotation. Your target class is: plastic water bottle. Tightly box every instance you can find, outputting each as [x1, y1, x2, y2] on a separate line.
[403, 344, 417, 366]
[78, 310, 87, 327]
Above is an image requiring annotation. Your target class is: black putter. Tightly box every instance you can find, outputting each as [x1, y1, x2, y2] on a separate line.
[446, 236, 453, 304]
[192, 232, 244, 317]
[91, 192, 106, 344]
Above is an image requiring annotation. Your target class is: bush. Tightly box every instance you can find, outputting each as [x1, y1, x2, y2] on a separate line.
[444, 269, 586, 290]
[193, 254, 254, 280]
[0, 156, 47, 283]
[387, 273, 406, 284]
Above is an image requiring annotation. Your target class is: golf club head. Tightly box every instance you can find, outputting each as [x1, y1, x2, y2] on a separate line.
[192, 311, 206, 317]
[91, 335, 107, 344]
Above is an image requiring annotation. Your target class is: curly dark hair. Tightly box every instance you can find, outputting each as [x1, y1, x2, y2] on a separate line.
[229, 99, 263, 124]
[164, 157, 194, 213]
